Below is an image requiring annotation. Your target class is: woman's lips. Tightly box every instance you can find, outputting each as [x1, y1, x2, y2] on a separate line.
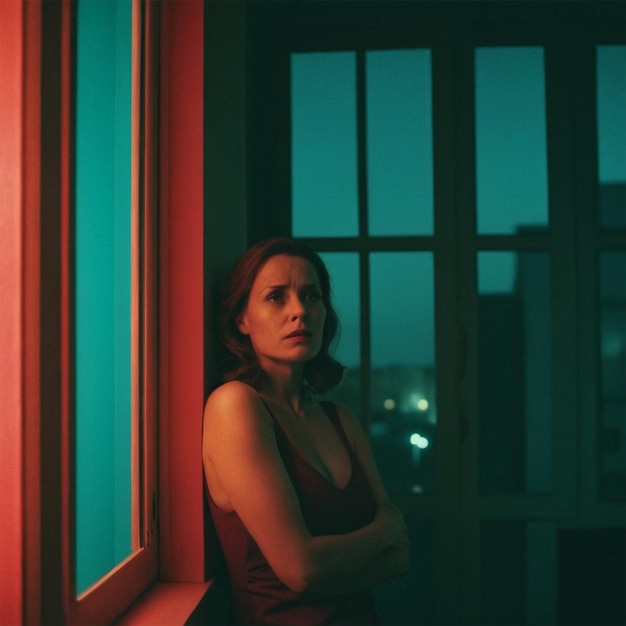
[284, 329, 312, 340]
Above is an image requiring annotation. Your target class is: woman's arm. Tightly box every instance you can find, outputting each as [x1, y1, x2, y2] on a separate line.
[202, 382, 408, 595]
[300, 503, 409, 596]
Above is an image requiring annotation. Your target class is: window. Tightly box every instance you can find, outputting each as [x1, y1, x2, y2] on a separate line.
[64, 0, 158, 620]
[291, 52, 358, 237]
[74, 0, 134, 593]
[474, 47, 553, 496]
[254, 5, 625, 623]
[597, 45, 626, 230]
[477, 251, 553, 495]
[474, 47, 548, 234]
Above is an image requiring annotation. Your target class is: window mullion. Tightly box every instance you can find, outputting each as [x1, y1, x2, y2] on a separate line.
[544, 33, 580, 518]
[356, 49, 373, 431]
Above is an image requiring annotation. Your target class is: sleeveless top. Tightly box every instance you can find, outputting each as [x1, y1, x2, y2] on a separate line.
[207, 401, 381, 625]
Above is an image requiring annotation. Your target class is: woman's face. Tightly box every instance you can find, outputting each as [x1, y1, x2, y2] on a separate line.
[237, 254, 327, 372]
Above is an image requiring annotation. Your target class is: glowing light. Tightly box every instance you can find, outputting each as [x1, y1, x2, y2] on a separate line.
[410, 433, 429, 449]
[408, 392, 420, 410]
[417, 398, 429, 411]
[383, 398, 396, 411]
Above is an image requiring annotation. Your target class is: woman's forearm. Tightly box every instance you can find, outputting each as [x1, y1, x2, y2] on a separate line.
[303, 542, 410, 596]
[290, 505, 410, 595]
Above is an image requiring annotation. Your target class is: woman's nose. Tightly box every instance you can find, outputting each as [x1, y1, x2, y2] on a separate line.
[290, 297, 307, 320]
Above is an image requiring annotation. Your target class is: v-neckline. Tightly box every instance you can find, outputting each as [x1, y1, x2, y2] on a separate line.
[266, 401, 354, 492]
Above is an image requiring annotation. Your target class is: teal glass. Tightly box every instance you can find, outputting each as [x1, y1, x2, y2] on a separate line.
[477, 251, 553, 494]
[319, 253, 360, 368]
[74, 0, 133, 595]
[319, 253, 361, 419]
[475, 47, 549, 234]
[366, 49, 434, 236]
[291, 52, 358, 237]
[369, 252, 436, 494]
[597, 45, 626, 230]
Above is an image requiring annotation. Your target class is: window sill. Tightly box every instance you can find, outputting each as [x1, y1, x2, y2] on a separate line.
[116, 578, 229, 625]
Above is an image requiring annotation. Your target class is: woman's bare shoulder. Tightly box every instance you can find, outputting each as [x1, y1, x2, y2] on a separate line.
[203, 380, 271, 439]
[206, 379, 259, 411]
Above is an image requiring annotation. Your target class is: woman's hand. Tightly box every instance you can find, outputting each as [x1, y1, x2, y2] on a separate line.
[375, 503, 410, 575]
[375, 503, 408, 546]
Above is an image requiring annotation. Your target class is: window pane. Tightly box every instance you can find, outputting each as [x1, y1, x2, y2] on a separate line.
[291, 52, 358, 237]
[366, 49, 433, 236]
[75, 0, 133, 594]
[475, 47, 549, 234]
[319, 253, 361, 418]
[599, 251, 625, 501]
[597, 45, 626, 230]
[478, 252, 553, 494]
[370, 253, 436, 494]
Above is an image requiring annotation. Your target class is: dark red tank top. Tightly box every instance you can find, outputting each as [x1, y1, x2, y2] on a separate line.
[208, 401, 380, 625]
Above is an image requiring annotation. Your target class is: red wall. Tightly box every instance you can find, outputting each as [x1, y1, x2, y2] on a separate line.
[0, 2, 26, 620]
[158, 0, 206, 582]
[0, 1, 44, 623]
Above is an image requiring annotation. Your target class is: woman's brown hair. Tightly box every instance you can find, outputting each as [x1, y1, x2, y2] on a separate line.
[218, 237, 344, 393]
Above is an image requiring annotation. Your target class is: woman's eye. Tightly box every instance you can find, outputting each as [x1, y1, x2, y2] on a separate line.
[268, 292, 284, 302]
[305, 291, 322, 302]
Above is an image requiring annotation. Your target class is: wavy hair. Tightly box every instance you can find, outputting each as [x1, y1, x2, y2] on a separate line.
[218, 238, 345, 393]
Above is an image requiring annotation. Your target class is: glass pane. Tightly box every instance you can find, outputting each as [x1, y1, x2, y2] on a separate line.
[319, 253, 361, 418]
[478, 252, 553, 494]
[598, 251, 625, 501]
[597, 46, 626, 230]
[366, 49, 433, 236]
[291, 52, 358, 237]
[75, 0, 133, 594]
[370, 253, 436, 494]
[475, 47, 549, 234]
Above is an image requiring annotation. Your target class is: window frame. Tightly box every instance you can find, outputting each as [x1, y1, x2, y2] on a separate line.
[59, 0, 159, 622]
[251, 0, 625, 514]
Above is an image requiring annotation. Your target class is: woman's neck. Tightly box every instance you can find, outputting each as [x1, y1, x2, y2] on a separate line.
[260, 364, 309, 416]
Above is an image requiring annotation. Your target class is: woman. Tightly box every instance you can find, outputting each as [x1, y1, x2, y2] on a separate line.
[203, 238, 409, 625]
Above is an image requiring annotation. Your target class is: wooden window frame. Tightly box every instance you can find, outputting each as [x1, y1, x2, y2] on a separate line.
[60, 1, 159, 623]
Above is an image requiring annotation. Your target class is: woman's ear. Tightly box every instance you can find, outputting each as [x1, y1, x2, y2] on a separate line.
[236, 314, 249, 336]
